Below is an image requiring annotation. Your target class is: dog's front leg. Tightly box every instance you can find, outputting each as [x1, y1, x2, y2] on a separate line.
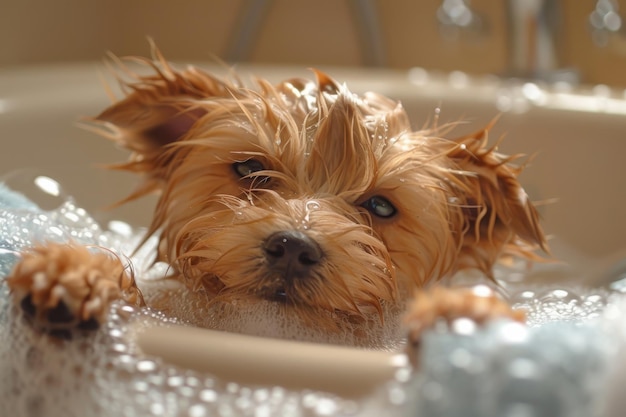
[404, 286, 525, 366]
[6, 242, 143, 338]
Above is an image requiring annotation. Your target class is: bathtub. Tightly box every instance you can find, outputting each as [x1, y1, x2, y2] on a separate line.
[1, 62, 625, 283]
[1, 62, 626, 416]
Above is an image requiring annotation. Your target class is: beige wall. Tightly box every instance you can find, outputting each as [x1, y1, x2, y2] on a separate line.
[1, 1, 625, 86]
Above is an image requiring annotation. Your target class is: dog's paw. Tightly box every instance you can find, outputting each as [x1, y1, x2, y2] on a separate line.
[404, 286, 524, 365]
[6, 243, 143, 338]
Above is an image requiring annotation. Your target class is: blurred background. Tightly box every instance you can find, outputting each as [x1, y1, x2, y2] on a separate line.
[1, 0, 626, 86]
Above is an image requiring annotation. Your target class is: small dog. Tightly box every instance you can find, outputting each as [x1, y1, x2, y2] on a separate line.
[6, 50, 546, 349]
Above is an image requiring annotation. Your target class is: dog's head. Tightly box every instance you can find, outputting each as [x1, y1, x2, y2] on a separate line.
[92, 54, 546, 340]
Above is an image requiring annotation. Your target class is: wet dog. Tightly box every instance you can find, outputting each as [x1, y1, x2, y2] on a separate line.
[6, 51, 546, 349]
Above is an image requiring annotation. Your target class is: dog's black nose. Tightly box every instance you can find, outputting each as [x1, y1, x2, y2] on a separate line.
[263, 231, 322, 278]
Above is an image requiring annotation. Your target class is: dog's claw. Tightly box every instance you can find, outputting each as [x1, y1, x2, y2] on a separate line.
[7, 243, 143, 337]
[46, 299, 75, 324]
[19, 294, 37, 318]
[18, 294, 96, 338]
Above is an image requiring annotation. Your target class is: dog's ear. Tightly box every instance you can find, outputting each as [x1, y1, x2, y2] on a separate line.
[304, 70, 381, 195]
[447, 127, 548, 274]
[89, 58, 239, 199]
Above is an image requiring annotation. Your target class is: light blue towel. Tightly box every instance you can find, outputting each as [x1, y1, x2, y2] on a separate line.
[0, 182, 40, 212]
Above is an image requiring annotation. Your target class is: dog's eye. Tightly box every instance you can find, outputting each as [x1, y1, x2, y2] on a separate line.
[362, 196, 397, 218]
[233, 159, 265, 178]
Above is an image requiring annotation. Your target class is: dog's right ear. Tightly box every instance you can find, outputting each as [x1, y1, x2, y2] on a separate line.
[90, 57, 236, 190]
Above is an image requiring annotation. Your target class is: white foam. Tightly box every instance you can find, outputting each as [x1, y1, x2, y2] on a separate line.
[2, 178, 626, 417]
[139, 278, 405, 351]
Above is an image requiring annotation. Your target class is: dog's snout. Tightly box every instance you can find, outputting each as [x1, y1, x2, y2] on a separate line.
[263, 231, 322, 278]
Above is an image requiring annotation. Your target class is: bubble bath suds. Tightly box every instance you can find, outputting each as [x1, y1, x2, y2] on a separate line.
[1, 174, 626, 417]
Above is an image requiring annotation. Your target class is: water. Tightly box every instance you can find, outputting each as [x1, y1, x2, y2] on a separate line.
[1, 173, 625, 417]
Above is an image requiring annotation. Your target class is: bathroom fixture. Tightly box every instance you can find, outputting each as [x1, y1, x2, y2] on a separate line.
[505, 0, 578, 83]
[436, 0, 486, 38]
[589, 0, 625, 47]
[225, 0, 386, 66]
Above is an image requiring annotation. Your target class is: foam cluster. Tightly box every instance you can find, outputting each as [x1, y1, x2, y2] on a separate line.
[1, 172, 626, 417]
[411, 318, 610, 417]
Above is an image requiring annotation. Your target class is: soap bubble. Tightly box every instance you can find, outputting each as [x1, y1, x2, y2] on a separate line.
[1, 171, 626, 417]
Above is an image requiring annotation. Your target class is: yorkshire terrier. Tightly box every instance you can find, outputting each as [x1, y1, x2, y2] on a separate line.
[6, 50, 547, 351]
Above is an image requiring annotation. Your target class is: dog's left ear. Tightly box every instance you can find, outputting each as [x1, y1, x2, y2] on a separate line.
[448, 127, 548, 273]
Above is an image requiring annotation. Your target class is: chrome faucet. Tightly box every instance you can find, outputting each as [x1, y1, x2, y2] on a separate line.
[505, 0, 578, 83]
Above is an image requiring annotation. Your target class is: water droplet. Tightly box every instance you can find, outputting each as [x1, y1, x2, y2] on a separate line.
[136, 360, 157, 372]
[48, 226, 63, 237]
[111, 343, 127, 353]
[167, 375, 185, 388]
[496, 321, 529, 344]
[449, 347, 473, 368]
[314, 397, 339, 416]
[234, 395, 253, 411]
[150, 403, 165, 415]
[394, 367, 412, 383]
[188, 404, 208, 417]
[539, 289, 581, 307]
[226, 382, 240, 394]
[179, 386, 196, 398]
[585, 294, 604, 304]
[253, 388, 270, 403]
[132, 380, 150, 393]
[254, 404, 273, 417]
[421, 381, 444, 401]
[185, 376, 201, 388]
[199, 389, 218, 403]
[120, 305, 136, 314]
[305, 200, 320, 212]
[387, 384, 406, 405]
[108, 220, 133, 237]
[109, 328, 124, 338]
[507, 357, 541, 380]
[451, 318, 478, 336]
[301, 200, 320, 227]
[302, 392, 319, 408]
